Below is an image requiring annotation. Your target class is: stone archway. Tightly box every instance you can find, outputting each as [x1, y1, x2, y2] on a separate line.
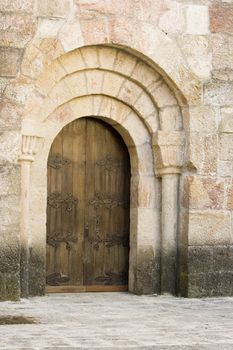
[20, 45, 186, 297]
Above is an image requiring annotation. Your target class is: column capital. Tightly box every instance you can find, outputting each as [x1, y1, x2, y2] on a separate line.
[152, 130, 186, 176]
[19, 135, 39, 162]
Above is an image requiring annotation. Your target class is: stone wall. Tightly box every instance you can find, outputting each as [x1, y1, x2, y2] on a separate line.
[0, 0, 233, 299]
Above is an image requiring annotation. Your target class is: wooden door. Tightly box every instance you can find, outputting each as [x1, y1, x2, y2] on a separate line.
[46, 118, 130, 292]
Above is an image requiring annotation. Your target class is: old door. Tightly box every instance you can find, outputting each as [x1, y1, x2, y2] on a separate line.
[46, 118, 130, 292]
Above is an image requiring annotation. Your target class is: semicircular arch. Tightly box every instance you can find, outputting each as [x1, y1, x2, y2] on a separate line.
[23, 45, 184, 134]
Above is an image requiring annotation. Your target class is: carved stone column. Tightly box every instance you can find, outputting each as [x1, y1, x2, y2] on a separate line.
[18, 135, 38, 298]
[153, 131, 185, 295]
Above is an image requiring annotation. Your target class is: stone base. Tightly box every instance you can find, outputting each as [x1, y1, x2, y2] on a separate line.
[188, 245, 233, 297]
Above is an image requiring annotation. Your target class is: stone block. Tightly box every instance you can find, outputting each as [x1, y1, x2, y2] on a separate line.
[210, 4, 233, 34]
[134, 245, 159, 295]
[219, 161, 233, 177]
[159, 0, 185, 34]
[159, 106, 182, 131]
[0, 77, 9, 95]
[189, 211, 232, 246]
[59, 21, 84, 52]
[0, 131, 21, 164]
[37, 18, 64, 38]
[80, 46, 99, 68]
[212, 69, 233, 82]
[131, 61, 160, 88]
[134, 93, 156, 120]
[186, 5, 209, 35]
[213, 245, 233, 272]
[4, 77, 34, 105]
[102, 71, 125, 97]
[0, 13, 36, 48]
[80, 17, 108, 45]
[226, 181, 233, 210]
[188, 134, 217, 175]
[0, 99, 23, 132]
[20, 44, 45, 79]
[98, 47, 117, 71]
[117, 79, 142, 107]
[0, 0, 34, 13]
[219, 109, 233, 132]
[37, 0, 71, 18]
[0, 48, 21, 77]
[122, 114, 150, 147]
[0, 162, 20, 196]
[149, 82, 177, 108]
[114, 50, 137, 77]
[48, 79, 73, 105]
[220, 134, 233, 161]
[0, 232, 20, 274]
[137, 208, 160, 247]
[76, 0, 163, 23]
[178, 35, 212, 80]
[182, 176, 225, 210]
[58, 50, 85, 75]
[188, 272, 233, 297]
[29, 246, 45, 296]
[183, 105, 217, 133]
[131, 175, 156, 209]
[204, 82, 233, 105]
[212, 34, 233, 71]
[188, 246, 213, 274]
[0, 272, 20, 301]
[0, 195, 20, 231]
[86, 70, 104, 94]
[34, 38, 64, 61]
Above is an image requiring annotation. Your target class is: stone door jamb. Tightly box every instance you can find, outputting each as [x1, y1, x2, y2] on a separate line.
[153, 130, 185, 295]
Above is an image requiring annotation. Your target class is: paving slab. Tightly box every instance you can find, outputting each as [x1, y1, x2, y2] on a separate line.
[0, 293, 233, 349]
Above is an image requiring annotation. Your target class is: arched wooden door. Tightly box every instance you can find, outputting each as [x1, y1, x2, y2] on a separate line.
[46, 118, 130, 292]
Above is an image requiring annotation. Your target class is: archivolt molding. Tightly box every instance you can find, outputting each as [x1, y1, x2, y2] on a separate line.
[23, 46, 183, 134]
[22, 21, 202, 105]
[28, 95, 154, 177]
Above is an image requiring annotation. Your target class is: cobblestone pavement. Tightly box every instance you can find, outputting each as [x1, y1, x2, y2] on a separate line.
[0, 293, 233, 349]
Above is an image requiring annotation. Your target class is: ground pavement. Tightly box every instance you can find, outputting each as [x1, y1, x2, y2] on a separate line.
[0, 292, 233, 349]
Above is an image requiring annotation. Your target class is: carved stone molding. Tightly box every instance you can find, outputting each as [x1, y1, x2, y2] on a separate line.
[152, 131, 186, 176]
[19, 135, 39, 162]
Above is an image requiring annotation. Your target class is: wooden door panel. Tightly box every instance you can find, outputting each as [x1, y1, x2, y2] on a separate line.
[47, 120, 85, 286]
[46, 117, 130, 289]
[84, 119, 130, 286]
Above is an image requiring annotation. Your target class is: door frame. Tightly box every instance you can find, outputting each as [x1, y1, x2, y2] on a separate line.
[26, 103, 160, 296]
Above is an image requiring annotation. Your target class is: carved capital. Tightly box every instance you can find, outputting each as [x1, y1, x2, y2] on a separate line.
[152, 131, 185, 176]
[19, 135, 39, 162]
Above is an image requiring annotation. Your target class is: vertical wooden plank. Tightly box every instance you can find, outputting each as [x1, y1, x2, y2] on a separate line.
[84, 118, 130, 286]
[70, 118, 86, 285]
[46, 130, 63, 279]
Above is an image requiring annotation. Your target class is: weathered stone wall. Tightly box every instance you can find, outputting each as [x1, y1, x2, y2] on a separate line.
[0, 0, 233, 299]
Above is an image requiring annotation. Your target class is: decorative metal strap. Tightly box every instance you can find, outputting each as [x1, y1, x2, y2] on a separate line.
[89, 193, 125, 209]
[47, 192, 78, 211]
[96, 155, 121, 171]
[48, 154, 71, 169]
